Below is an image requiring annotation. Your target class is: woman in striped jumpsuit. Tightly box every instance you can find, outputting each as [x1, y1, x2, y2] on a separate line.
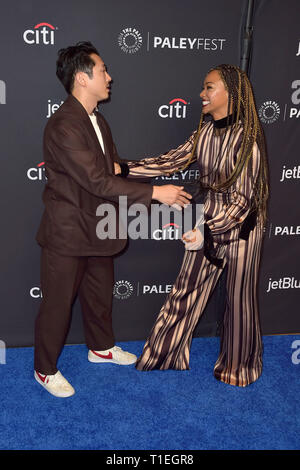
[125, 65, 269, 387]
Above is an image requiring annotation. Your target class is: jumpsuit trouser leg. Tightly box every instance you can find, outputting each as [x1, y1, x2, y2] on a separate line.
[135, 243, 226, 371]
[136, 224, 263, 387]
[214, 224, 263, 386]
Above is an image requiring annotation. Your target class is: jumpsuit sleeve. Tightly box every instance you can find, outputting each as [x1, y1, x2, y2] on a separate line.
[206, 142, 261, 236]
[126, 131, 198, 178]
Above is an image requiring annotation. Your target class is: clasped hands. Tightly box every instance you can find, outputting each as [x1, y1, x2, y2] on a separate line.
[114, 162, 192, 210]
[114, 162, 203, 250]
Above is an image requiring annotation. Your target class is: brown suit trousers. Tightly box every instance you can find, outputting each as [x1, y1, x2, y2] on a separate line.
[34, 248, 115, 375]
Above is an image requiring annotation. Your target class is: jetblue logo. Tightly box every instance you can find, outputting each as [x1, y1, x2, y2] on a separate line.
[47, 99, 64, 118]
[267, 276, 300, 293]
[0, 80, 6, 104]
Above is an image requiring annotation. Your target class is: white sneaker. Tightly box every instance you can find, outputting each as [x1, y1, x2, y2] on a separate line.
[88, 346, 137, 365]
[34, 370, 75, 398]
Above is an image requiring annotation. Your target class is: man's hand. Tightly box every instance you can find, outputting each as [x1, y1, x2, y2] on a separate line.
[114, 162, 121, 175]
[152, 185, 192, 208]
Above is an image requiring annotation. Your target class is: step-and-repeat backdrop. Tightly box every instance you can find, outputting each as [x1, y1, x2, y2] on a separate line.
[0, 0, 299, 347]
[250, 0, 300, 334]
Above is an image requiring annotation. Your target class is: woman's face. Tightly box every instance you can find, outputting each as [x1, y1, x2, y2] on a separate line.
[200, 70, 230, 120]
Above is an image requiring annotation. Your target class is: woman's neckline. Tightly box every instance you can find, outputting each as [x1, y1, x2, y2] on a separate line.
[213, 113, 237, 129]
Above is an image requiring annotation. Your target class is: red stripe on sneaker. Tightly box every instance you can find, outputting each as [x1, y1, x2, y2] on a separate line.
[92, 350, 113, 359]
[36, 371, 48, 383]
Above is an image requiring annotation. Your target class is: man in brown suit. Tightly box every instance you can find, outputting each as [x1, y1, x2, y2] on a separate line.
[34, 41, 191, 397]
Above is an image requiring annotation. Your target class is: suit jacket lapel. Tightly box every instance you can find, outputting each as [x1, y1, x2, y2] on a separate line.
[95, 112, 113, 172]
[65, 95, 113, 172]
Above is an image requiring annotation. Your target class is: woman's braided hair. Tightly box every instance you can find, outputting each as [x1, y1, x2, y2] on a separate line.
[181, 64, 269, 224]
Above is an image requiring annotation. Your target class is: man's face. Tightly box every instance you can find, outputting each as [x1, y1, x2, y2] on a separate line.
[85, 53, 112, 102]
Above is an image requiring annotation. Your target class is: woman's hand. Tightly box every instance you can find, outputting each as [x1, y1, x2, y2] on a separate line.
[152, 185, 192, 208]
[182, 228, 204, 251]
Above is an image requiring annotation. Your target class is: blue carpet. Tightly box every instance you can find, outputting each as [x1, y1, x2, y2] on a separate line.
[0, 335, 299, 450]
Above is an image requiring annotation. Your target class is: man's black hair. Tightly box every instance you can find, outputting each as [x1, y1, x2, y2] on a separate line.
[56, 41, 100, 94]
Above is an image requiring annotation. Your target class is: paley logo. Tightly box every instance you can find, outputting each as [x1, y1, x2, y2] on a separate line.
[152, 222, 181, 241]
[259, 82, 300, 123]
[113, 280, 173, 298]
[47, 99, 64, 118]
[142, 284, 173, 295]
[113, 280, 134, 300]
[158, 98, 189, 119]
[156, 168, 200, 182]
[23, 22, 57, 45]
[118, 27, 142, 54]
[273, 225, 300, 236]
[27, 162, 47, 181]
[266, 276, 300, 293]
[290, 79, 300, 118]
[152, 36, 226, 51]
[279, 164, 300, 182]
[258, 100, 280, 124]
[0, 80, 6, 104]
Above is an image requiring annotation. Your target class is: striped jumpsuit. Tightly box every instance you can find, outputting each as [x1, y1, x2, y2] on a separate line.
[128, 118, 264, 387]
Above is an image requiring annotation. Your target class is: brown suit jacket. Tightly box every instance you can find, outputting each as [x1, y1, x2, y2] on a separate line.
[36, 94, 153, 256]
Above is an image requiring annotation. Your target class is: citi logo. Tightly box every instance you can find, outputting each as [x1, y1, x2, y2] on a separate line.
[0, 80, 6, 104]
[27, 162, 47, 181]
[30, 287, 42, 298]
[23, 22, 57, 45]
[152, 222, 181, 241]
[158, 98, 188, 119]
